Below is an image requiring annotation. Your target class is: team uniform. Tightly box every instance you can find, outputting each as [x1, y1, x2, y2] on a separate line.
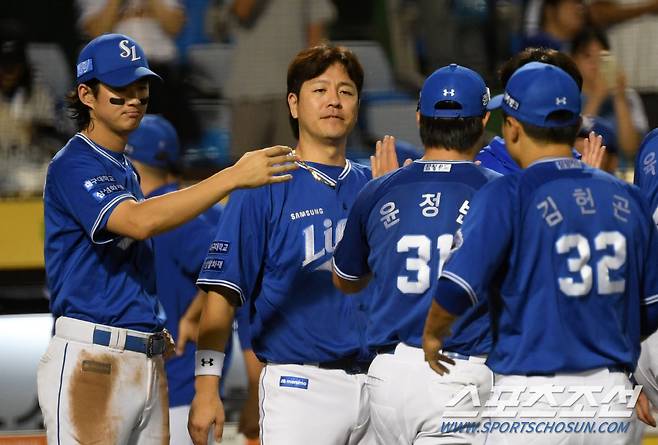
[333, 159, 499, 444]
[197, 161, 374, 445]
[633, 129, 658, 408]
[39, 133, 169, 444]
[431, 62, 658, 444]
[437, 158, 658, 444]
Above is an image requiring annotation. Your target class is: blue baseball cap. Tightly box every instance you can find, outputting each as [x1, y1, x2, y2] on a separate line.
[125, 115, 180, 170]
[419, 64, 490, 118]
[76, 33, 161, 87]
[487, 62, 581, 128]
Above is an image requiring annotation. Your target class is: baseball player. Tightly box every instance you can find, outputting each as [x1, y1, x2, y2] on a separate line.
[125, 114, 234, 445]
[475, 47, 606, 173]
[332, 64, 499, 444]
[38, 33, 296, 444]
[188, 44, 377, 445]
[423, 62, 658, 444]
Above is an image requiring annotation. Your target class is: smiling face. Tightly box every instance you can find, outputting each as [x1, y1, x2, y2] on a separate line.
[80, 79, 149, 136]
[288, 63, 359, 146]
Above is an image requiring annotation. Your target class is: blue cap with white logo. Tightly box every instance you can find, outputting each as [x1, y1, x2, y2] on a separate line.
[487, 62, 581, 128]
[76, 33, 162, 87]
[419, 64, 490, 118]
[125, 115, 179, 171]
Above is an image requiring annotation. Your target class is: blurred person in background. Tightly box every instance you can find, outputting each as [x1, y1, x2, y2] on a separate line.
[589, 0, 658, 129]
[76, 0, 202, 147]
[523, 0, 587, 51]
[570, 26, 648, 164]
[225, 0, 336, 160]
[125, 114, 230, 445]
[0, 21, 60, 195]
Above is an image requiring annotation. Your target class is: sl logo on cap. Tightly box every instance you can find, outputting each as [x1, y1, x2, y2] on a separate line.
[119, 40, 141, 62]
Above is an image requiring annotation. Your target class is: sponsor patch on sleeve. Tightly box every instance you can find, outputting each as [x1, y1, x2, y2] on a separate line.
[83, 175, 125, 201]
[279, 376, 309, 389]
[202, 258, 224, 272]
[208, 241, 230, 254]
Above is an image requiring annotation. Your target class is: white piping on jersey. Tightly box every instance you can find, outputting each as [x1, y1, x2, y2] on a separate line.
[76, 133, 128, 170]
[338, 159, 352, 180]
[642, 294, 658, 305]
[413, 160, 474, 164]
[196, 279, 245, 305]
[90, 193, 136, 245]
[331, 257, 362, 281]
[442, 270, 478, 307]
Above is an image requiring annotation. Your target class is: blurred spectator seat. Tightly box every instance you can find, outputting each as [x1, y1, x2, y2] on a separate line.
[187, 43, 234, 97]
[364, 99, 422, 147]
[334, 40, 397, 96]
[26, 44, 72, 99]
[184, 98, 232, 168]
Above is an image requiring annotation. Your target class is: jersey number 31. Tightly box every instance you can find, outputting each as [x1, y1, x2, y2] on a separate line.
[397, 234, 454, 294]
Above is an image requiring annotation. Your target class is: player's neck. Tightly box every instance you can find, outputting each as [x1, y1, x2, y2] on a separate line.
[422, 146, 475, 162]
[82, 122, 129, 153]
[295, 137, 346, 167]
[519, 143, 573, 168]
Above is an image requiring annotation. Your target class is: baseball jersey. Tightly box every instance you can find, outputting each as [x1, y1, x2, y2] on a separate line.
[438, 157, 658, 375]
[197, 160, 373, 364]
[476, 136, 582, 175]
[147, 183, 226, 407]
[634, 128, 658, 225]
[332, 160, 500, 356]
[44, 133, 163, 332]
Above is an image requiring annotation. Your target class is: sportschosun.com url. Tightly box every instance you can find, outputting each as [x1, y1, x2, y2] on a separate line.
[441, 420, 631, 434]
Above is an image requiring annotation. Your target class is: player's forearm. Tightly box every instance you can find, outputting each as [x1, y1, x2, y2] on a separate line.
[332, 270, 371, 294]
[423, 300, 458, 340]
[198, 290, 236, 352]
[82, 0, 123, 37]
[148, 0, 186, 36]
[231, 0, 257, 22]
[194, 291, 236, 394]
[307, 23, 327, 47]
[590, 1, 657, 27]
[108, 166, 239, 240]
[182, 290, 207, 324]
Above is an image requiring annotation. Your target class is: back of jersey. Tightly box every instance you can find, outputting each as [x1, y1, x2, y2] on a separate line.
[492, 158, 653, 374]
[354, 160, 496, 351]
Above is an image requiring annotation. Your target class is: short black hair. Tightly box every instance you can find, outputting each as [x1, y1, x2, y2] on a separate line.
[419, 115, 484, 152]
[499, 47, 583, 90]
[66, 80, 100, 131]
[571, 26, 610, 55]
[504, 111, 581, 146]
[287, 44, 364, 139]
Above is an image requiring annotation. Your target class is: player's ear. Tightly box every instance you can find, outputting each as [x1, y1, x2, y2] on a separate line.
[505, 116, 521, 144]
[481, 111, 490, 128]
[78, 83, 96, 109]
[416, 111, 420, 127]
[288, 93, 299, 119]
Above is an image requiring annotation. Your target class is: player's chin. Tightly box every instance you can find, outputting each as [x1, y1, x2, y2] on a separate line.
[122, 113, 144, 130]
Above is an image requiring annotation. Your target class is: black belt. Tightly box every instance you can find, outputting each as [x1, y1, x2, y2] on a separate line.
[373, 344, 397, 355]
[317, 358, 373, 375]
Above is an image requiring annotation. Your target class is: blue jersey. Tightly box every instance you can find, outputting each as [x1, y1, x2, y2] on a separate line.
[197, 161, 373, 364]
[148, 183, 225, 407]
[333, 160, 499, 355]
[476, 136, 582, 175]
[634, 128, 658, 223]
[44, 133, 163, 332]
[438, 158, 658, 375]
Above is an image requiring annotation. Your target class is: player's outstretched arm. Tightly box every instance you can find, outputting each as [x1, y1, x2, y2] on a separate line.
[332, 269, 371, 294]
[107, 146, 298, 240]
[188, 289, 237, 445]
[422, 300, 457, 375]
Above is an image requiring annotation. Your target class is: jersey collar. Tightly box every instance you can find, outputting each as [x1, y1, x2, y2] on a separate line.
[527, 156, 577, 168]
[76, 133, 128, 170]
[295, 159, 352, 189]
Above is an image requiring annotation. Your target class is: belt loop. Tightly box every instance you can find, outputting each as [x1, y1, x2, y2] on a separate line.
[111, 328, 127, 351]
